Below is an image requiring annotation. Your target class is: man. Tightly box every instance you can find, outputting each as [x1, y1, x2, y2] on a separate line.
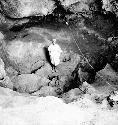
[48, 39, 63, 70]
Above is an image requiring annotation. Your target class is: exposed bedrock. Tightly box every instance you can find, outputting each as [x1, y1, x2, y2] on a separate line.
[102, 0, 118, 16]
[0, 0, 103, 20]
[0, 0, 118, 95]
[59, 0, 98, 8]
[3, 33, 50, 74]
[0, 27, 83, 93]
[1, 11, 118, 85]
[0, 0, 56, 18]
[59, 0, 103, 16]
[12, 74, 44, 93]
[59, 0, 118, 16]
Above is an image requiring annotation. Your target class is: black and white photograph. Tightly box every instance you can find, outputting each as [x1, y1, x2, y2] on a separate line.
[0, 0, 118, 124]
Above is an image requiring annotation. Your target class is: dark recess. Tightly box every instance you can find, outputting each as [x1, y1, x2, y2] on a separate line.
[9, 0, 73, 32]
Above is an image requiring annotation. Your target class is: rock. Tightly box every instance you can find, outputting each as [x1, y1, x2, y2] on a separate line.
[0, 32, 4, 40]
[110, 54, 118, 73]
[62, 88, 83, 103]
[0, 86, 22, 96]
[12, 73, 51, 93]
[102, 0, 118, 16]
[31, 86, 57, 96]
[0, 58, 6, 80]
[59, 0, 99, 13]
[0, 76, 13, 89]
[35, 63, 53, 78]
[49, 77, 63, 87]
[25, 25, 111, 78]
[80, 81, 96, 94]
[102, 0, 111, 12]
[109, 91, 118, 102]
[107, 90, 118, 108]
[4, 38, 46, 74]
[0, 13, 14, 28]
[6, 66, 18, 78]
[64, 0, 90, 13]
[38, 77, 50, 87]
[97, 64, 118, 89]
[0, 0, 56, 18]
[59, 0, 87, 7]
[12, 74, 40, 93]
[57, 53, 81, 76]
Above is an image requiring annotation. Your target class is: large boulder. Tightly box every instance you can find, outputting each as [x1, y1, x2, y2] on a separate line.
[3, 34, 47, 74]
[12, 74, 40, 93]
[0, 0, 55, 18]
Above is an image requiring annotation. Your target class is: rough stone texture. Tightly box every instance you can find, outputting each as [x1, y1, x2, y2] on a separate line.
[68, 1, 89, 13]
[32, 86, 57, 96]
[59, 0, 99, 14]
[0, 32, 4, 40]
[0, 76, 13, 90]
[102, 0, 118, 16]
[0, 13, 13, 27]
[12, 74, 40, 93]
[0, 3, 118, 125]
[6, 66, 18, 78]
[62, 88, 83, 103]
[59, 0, 81, 7]
[110, 54, 118, 73]
[35, 63, 53, 78]
[59, 0, 92, 7]
[57, 53, 80, 76]
[102, 0, 111, 11]
[0, 58, 6, 80]
[4, 38, 46, 74]
[0, 13, 30, 33]
[0, 0, 118, 96]
[0, 26, 83, 94]
[0, 0, 56, 18]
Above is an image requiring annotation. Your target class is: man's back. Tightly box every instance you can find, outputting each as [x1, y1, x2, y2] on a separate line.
[48, 43, 62, 66]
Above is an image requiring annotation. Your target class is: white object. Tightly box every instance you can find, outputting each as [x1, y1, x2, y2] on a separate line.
[110, 91, 118, 102]
[48, 41, 62, 66]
